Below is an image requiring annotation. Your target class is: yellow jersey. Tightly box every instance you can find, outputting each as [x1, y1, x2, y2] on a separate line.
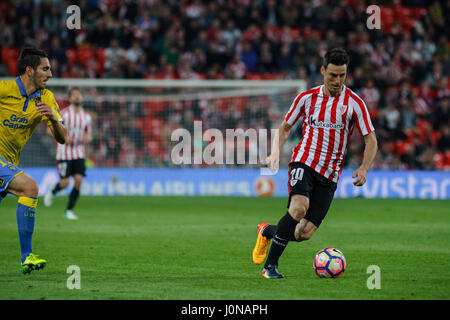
[0, 77, 62, 165]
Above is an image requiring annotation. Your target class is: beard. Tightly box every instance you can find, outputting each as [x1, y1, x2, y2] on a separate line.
[33, 76, 46, 90]
[328, 84, 342, 96]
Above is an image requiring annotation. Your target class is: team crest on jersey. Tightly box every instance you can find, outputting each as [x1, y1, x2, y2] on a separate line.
[7, 164, 16, 171]
[290, 178, 298, 187]
[338, 104, 348, 114]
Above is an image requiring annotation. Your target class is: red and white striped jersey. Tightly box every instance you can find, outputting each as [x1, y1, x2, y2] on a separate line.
[284, 85, 375, 183]
[56, 105, 92, 160]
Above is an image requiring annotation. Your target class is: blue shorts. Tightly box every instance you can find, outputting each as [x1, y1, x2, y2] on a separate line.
[0, 156, 23, 203]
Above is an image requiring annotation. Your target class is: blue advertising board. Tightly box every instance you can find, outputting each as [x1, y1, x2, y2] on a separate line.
[20, 167, 450, 199]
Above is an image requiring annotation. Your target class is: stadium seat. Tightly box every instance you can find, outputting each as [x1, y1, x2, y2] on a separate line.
[346, 0, 359, 8]
[143, 101, 164, 117]
[7, 60, 17, 76]
[262, 73, 276, 80]
[66, 49, 77, 66]
[381, 7, 395, 19]
[136, 118, 144, 127]
[142, 118, 153, 136]
[434, 152, 444, 169]
[145, 140, 160, 156]
[1, 48, 19, 75]
[217, 98, 229, 112]
[96, 48, 106, 76]
[246, 73, 262, 80]
[77, 48, 96, 68]
[290, 28, 301, 39]
[104, 159, 116, 167]
[396, 6, 413, 19]
[445, 151, 450, 168]
[413, 7, 427, 19]
[1, 48, 19, 64]
[395, 141, 408, 156]
[151, 119, 163, 135]
[383, 15, 395, 26]
[401, 18, 416, 32]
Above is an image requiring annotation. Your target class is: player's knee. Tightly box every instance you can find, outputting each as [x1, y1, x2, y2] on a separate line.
[74, 176, 83, 189]
[23, 179, 39, 198]
[60, 179, 70, 188]
[288, 203, 308, 221]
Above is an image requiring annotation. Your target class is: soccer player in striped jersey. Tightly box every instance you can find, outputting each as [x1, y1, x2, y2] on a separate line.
[44, 87, 92, 220]
[0, 47, 67, 273]
[252, 48, 378, 278]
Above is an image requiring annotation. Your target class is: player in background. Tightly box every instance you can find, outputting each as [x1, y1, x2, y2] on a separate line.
[252, 48, 378, 278]
[0, 47, 67, 273]
[44, 87, 92, 220]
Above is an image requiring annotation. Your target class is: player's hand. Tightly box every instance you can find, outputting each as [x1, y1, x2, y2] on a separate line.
[66, 134, 74, 144]
[352, 167, 368, 186]
[265, 153, 279, 173]
[36, 102, 57, 122]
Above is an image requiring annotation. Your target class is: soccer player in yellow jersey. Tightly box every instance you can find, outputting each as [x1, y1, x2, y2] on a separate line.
[0, 47, 67, 273]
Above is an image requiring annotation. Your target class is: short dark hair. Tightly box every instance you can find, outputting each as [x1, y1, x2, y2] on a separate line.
[322, 48, 349, 69]
[17, 47, 48, 75]
[68, 86, 82, 97]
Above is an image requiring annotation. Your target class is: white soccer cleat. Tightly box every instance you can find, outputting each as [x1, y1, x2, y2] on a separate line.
[64, 210, 78, 220]
[44, 187, 54, 207]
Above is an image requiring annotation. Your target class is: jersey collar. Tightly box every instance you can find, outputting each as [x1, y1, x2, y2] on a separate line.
[15, 76, 41, 99]
[15, 76, 41, 112]
[320, 84, 346, 98]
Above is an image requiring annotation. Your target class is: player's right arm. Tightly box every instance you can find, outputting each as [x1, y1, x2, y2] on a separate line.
[266, 121, 292, 173]
[266, 91, 307, 173]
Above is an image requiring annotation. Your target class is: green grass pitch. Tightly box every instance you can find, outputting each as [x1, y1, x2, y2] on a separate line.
[0, 196, 449, 300]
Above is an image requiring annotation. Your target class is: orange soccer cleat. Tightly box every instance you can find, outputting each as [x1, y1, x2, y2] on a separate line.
[252, 222, 271, 265]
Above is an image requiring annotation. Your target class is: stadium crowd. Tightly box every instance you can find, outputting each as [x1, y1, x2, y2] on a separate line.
[0, 0, 449, 170]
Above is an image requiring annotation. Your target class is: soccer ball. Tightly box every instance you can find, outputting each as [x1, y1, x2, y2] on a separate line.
[313, 248, 346, 278]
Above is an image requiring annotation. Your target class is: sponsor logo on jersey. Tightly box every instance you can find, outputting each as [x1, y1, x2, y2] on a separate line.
[2, 114, 31, 129]
[309, 115, 344, 130]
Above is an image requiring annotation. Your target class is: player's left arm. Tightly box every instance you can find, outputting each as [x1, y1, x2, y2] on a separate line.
[39, 102, 67, 144]
[352, 131, 378, 186]
[37, 91, 67, 144]
[83, 114, 93, 144]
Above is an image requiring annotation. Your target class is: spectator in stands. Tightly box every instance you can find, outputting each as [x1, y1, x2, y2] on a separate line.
[0, 17, 14, 47]
[437, 124, 450, 153]
[104, 39, 126, 71]
[278, 0, 299, 27]
[126, 40, 144, 64]
[226, 54, 247, 79]
[240, 41, 259, 74]
[48, 37, 68, 74]
[277, 43, 295, 73]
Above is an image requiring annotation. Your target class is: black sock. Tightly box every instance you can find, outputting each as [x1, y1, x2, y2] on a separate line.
[67, 188, 80, 210]
[52, 183, 62, 195]
[261, 225, 277, 239]
[264, 212, 299, 268]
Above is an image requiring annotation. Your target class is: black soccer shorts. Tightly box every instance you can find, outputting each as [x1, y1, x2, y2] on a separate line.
[287, 162, 337, 228]
[57, 159, 86, 179]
